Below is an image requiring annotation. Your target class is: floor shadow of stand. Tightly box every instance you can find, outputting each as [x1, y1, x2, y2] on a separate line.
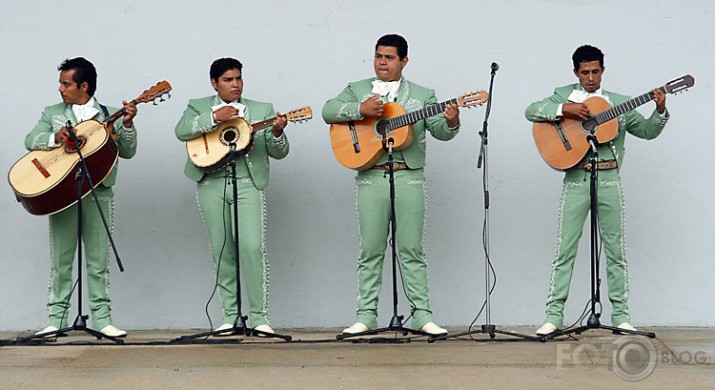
[16, 122, 125, 345]
[170, 142, 290, 344]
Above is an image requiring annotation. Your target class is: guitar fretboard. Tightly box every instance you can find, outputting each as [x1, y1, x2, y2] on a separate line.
[591, 87, 665, 125]
[387, 98, 458, 129]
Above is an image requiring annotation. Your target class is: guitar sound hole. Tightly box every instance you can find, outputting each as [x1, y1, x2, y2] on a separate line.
[375, 120, 390, 136]
[582, 118, 597, 134]
[220, 127, 238, 145]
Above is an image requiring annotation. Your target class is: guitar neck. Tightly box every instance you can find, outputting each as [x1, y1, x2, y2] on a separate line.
[387, 98, 458, 129]
[249, 115, 279, 133]
[103, 99, 136, 125]
[591, 86, 665, 125]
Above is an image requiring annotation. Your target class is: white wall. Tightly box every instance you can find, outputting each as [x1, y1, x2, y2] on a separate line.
[0, 0, 712, 331]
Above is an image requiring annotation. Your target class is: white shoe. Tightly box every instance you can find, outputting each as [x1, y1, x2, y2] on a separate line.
[342, 322, 370, 334]
[99, 325, 127, 338]
[35, 325, 59, 337]
[616, 322, 637, 332]
[536, 322, 558, 336]
[420, 322, 448, 336]
[254, 324, 275, 336]
[213, 323, 236, 336]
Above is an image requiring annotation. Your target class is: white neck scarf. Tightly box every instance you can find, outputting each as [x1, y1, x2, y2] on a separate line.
[568, 87, 610, 105]
[72, 97, 99, 122]
[371, 79, 401, 102]
[212, 100, 246, 118]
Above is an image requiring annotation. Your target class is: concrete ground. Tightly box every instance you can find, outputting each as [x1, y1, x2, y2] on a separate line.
[1, 327, 713, 389]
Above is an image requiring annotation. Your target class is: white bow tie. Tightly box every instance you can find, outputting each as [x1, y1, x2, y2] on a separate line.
[568, 89, 610, 105]
[371, 79, 401, 101]
[212, 101, 246, 118]
[72, 104, 99, 122]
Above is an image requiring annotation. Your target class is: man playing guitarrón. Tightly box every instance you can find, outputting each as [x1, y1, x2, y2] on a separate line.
[26, 57, 138, 338]
[525, 45, 669, 336]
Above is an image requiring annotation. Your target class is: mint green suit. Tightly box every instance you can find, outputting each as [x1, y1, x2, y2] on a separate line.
[525, 84, 669, 328]
[175, 95, 288, 327]
[322, 78, 459, 329]
[25, 101, 137, 330]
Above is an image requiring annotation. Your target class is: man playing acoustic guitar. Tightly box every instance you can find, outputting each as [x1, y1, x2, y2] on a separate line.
[175, 58, 288, 336]
[26, 57, 138, 338]
[322, 34, 460, 336]
[525, 45, 669, 336]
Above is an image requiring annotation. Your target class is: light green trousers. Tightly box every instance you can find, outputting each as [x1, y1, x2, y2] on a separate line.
[197, 170, 269, 327]
[355, 168, 433, 330]
[47, 186, 114, 330]
[545, 169, 630, 328]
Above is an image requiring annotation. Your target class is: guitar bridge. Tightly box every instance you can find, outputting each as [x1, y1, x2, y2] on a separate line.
[554, 122, 572, 151]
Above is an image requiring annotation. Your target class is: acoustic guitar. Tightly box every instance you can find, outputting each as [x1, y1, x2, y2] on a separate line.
[532, 75, 694, 170]
[329, 91, 488, 171]
[186, 106, 312, 172]
[8, 81, 172, 216]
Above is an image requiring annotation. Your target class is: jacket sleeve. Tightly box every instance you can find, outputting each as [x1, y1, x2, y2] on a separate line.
[322, 82, 365, 124]
[525, 89, 568, 123]
[624, 108, 669, 140]
[175, 99, 215, 142]
[114, 120, 137, 159]
[25, 108, 56, 151]
[263, 103, 290, 160]
[424, 88, 459, 141]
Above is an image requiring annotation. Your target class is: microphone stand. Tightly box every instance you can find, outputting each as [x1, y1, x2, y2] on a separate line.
[431, 64, 538, 342]
[337, 132, 431, 341]
[173, 142, 291, 343]
[17, 121, 125, 345]
[543, 136, 655, 341]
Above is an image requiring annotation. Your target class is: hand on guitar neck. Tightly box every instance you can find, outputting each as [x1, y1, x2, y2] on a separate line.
[359, 94, 460, 127]
[213, 106, 288, 136]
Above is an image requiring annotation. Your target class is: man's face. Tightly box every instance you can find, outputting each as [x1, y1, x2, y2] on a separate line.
[211, 68, 243, 102]
[59, 69, 90, 105]
[374, 45, 408, 82]
[574, 60, 604, 93]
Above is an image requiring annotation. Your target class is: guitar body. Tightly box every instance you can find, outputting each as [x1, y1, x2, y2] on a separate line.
[329, 102, 414, 171]
[532, 96, 618, 170]
[8, 120, 119, 215]
[186, 118, 254, 172]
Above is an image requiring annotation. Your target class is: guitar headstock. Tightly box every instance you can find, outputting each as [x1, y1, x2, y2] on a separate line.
[134, 80, 173, 105]
[457, 90, 488, 108]
[664, 74, 695, 95]
[286, 106, 313, 123]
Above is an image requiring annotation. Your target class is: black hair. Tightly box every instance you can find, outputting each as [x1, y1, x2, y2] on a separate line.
[210, 58, 243, 81]
[58, 57, 97, 96]
[572, 45, 604, 70]
[375, 34, 408, 59]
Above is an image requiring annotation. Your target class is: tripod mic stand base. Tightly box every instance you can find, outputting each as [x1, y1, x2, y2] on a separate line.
[543, 314, 656, 341]
[171, 316, 292, 343]
[336, 315, 432, 341]
[428, 324, 541, 343]
[16, 315, 125, 345]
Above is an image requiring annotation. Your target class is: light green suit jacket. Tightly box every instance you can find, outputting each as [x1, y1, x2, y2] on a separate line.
[322, 77, 459, 169]
[525, 84, 669, 169]
[174, 95, 289, 189]
[25, 100, 138, 187]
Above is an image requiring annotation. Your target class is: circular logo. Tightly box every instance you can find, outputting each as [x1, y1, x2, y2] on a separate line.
[612, 336, 657, 381]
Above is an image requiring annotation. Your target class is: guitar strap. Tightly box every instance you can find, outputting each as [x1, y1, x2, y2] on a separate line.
[99, 104, 110, 118]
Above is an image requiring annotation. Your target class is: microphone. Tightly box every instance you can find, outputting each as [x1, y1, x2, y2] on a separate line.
[491, 62, 499, 73]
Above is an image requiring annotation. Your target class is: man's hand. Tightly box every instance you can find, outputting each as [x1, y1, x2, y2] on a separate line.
[213, 105, 240, 123]
[563, 103, 591, 120]
[54, 127, 72, 144]
[122, 100, 138, 128]
[271, 113, 288, 137]
[652, 88, 667, 114]
[444, 103, 460, 128]
[359, 94, 384, 117]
